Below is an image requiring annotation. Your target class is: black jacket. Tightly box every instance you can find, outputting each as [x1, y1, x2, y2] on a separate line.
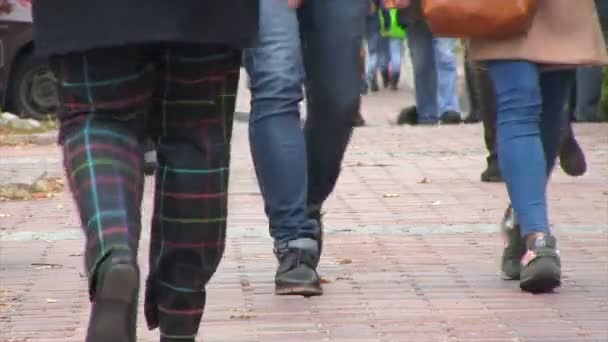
[33, 0, 259, 56]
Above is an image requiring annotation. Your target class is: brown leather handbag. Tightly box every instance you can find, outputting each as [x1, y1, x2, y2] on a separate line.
[422, 0, 539, 39]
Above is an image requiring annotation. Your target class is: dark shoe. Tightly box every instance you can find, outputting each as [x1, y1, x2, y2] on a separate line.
[361, 80, 368, 95]
[87, 253, 139, 342]
[353, 112, 366, 127]
[274, 238, 323, 296]
[481, 161, 504, 183]
[464, 115, 481, 124]
[559, 135, 587, 176]
[389, 74, 400, 90]
[500, 205, 524, 280]
[397, 106, 418, 125]
[440, 111, 462, 124]
[144, 150, 156, 175]
[520, 233, 561, 293]
[381, 69, 390, 88]
[370, 78, 380, 92]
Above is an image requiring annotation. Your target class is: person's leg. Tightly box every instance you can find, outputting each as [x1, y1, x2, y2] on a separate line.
[388, 38, 403, 90]
[365, 15, 381, 92]
[405, 20, 439, 124]
[539, 71, 574, 178]
[50, 46, 150, 341]
[244, 0, 322, 296]
[575, 66, 603, 122]
[489, 60, 565, 293]
[433, 38, 461, 123]
[469, 61, 502, 182]
[464, 50, 481, 123]
[378, 35, 391, 88]
[144, 44, 241, 341]
[299, 0, 368, 212]
[559, 70, 588, 176]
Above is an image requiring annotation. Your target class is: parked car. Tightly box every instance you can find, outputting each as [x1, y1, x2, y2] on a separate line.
[1, 0, 58, 119]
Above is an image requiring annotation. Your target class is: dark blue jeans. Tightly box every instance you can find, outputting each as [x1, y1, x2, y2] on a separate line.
[488, 61, 573, 237]
[245, 0, 367, 245]
[569, 66, 603, 122]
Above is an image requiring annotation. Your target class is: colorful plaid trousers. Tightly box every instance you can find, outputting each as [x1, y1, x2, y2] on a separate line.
[50, 44, 240, 340]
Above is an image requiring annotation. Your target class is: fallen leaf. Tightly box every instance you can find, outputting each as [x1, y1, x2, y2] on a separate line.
[230, 314, 256, 320]
[46, 298, 57, 303]
[383, 193, 400, 198]
[319, 277, 331, 284]
[339, 258, 352, 265]
[417, 177, 430, 184]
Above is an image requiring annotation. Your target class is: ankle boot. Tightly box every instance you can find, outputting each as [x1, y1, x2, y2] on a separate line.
[87, 252, 139, 342]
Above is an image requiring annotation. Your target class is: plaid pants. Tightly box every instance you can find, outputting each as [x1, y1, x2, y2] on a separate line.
[51, 44, 240, 339]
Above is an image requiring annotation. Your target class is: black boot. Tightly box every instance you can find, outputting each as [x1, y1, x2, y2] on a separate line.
[481, 158, 503, 182]
[381, 69, 390, 89]
[559, 129, 587, 176]
[87, 252, 139, 342]
[353, 111, 366, 127]
[369, 76, 380, 92]
[396, 106, 418, 125]
[275, 238, 322, 296]
[389, 73, 400, 90]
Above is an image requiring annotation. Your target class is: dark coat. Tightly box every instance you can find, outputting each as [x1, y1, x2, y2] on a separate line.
[32, 0, 259, 56]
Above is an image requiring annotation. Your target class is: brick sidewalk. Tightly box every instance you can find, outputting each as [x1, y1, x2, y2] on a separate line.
[1, 84, 607, 341]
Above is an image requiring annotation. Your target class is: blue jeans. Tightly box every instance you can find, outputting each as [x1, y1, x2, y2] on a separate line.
[407, 21, 460, 123]
[488, 61, 573, 237]
[388, 38, 403, 78]
[245, 0, 367, 245]
[366, 14, 389, 82]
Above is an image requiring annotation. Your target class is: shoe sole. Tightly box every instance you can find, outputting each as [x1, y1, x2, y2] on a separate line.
[520, 257, 561, 294]
[501, 272, 521, 281]
[88, 264, 139, 342]
[481, 175, 504, 182]
[275, 284, 323, 297]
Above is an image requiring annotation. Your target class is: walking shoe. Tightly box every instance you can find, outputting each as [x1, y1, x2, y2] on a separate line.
[87, 253, 139, 342]
[464, 115, 481, 124]
[440, 111, 462, 124]
[370, 78, 380, 92]
[500, 205, 524, 280]
[381, 69, 390, 88]
[481, 161, 504, 183]
[396, 106, 418, 125]
[520, 232, 561, 293]
[353, 112, 366, 127]
[559, 135, 587, 176]
[274, 238, 323, 296]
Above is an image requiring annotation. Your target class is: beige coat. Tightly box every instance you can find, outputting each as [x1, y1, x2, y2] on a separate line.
[469, 0, 608, 66]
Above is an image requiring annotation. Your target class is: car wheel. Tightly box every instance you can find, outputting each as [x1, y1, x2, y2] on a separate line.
[8, 53, 59, 120]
